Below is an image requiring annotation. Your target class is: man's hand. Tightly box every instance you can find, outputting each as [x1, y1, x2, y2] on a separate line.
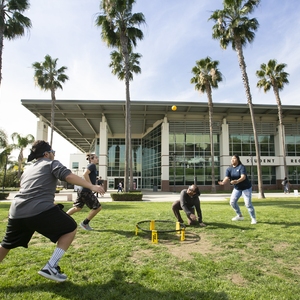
[91, 185, 105, 194]
[190, 213, 197, 221]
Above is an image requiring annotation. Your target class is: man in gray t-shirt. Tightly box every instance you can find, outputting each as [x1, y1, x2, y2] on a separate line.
[0, 140, 105, 283]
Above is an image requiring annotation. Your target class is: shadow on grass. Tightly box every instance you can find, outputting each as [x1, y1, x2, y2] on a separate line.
[0, 270, 229, 300]
[257, 221, 300, 227]
[100, 202, 146, 210]
[205, 222, 255, 230]
[93, 228, 136, 238]
[253, 200, 300, 209]
[206, 199, 300, 209]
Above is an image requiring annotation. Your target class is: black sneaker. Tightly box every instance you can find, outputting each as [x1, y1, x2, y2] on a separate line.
[38, 264, 67, 282]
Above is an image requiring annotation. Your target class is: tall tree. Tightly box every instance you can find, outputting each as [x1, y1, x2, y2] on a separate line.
[109, 50, 142, 188]
[0, 128, 8, 168]
[109, 50, 142, 80]
[0, 128, 12, 190]
[32, 55, 69, 146]
[256, 59, 289, 178]
[95, 0, 145, 192]
[11, 132, 34, 178]
[0, 0, 31, 86]
[191, 57, 223, 193]
[209, 0, 265, 198]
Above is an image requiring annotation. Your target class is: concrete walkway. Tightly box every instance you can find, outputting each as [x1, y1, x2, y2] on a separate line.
[2, 189, 299, 203]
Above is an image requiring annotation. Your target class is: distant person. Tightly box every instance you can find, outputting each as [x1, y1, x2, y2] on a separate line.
[96, 176, 104, 197]
[218, 154, 257, 225]
[172, 184, 206, 226]
[66, 154, 105, 231]
[117, 182, 123, 193]
[0, 140, 104, 282]
[282, 177, 290, 194]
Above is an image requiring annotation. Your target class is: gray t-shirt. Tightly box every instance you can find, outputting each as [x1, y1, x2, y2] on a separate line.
[9, 158, 71, 219]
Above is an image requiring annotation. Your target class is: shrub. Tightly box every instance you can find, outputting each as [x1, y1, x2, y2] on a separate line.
[110, 192, 143, 201]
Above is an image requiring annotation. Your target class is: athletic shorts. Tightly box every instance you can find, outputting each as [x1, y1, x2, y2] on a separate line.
[1, 205, 77, 249]
[73, 191, 101, 210]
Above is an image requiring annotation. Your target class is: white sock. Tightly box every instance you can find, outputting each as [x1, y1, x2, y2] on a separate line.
[46, 248, 65, 269]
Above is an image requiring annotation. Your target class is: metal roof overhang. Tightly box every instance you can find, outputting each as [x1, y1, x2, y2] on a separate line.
[21, 99, 300, 153]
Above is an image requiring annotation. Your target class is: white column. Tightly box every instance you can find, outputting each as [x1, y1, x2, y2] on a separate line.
[276, 125, 285, 179]
[99, 115, 108, 180]
[161, 117, 169, 181]
[220, 118, 230, 176]
[36, 117, 48, 141]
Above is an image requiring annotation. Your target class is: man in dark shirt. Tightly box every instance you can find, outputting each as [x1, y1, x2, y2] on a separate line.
[172, 184, 206, 226]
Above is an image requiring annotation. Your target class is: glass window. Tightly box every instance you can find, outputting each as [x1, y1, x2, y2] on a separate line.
[246, 166, 276, 185]
[72, 162, 79, 169]
[230, 135, 274, 156]
[169, 127, 220, 186]
[286, 135, 300, 156]
[142, 126, 162, 189]
[288, 167, 300, 185]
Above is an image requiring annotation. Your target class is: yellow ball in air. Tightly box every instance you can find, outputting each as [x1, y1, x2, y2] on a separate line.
[171, 105, 177, 111]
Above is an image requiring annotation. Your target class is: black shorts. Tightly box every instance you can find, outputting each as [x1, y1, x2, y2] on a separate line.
[1, 206, 77, 249]
[73, 191, 101, 210]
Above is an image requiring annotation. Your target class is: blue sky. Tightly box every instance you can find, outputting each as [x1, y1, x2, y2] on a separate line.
[0, 0, 299, 166]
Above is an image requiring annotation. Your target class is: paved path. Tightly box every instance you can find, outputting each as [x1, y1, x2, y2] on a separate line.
[2, 189, 299, 203]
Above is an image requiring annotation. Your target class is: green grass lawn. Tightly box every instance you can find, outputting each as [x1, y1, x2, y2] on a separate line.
[0, 198, 300, 300]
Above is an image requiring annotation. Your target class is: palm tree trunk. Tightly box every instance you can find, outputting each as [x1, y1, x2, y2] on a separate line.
[17, 149, 24, 179]
[50, 89, 56, 146]
[273, 85, 287, 178]
[235, 39, 265, 198]
[206, 87, 216, 193]
[121, 34, 131, 192]
[2, 153, 8, 191]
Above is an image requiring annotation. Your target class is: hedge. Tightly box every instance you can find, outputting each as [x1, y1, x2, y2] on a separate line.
[110, 192, 143, 201]
[0, 192, 9, 200]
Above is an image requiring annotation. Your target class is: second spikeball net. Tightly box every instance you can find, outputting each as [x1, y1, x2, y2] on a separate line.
[135, 220, 186, 244]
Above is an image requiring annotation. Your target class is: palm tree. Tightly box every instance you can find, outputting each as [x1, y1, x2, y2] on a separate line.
[0, 128, 12, 190]
[11, 132, 34, 178]
[0, 0, 31, 86]
[95, 0, 145, 192]
[209, 0, 265, 198]
[256, 59, 289, 179]
[32, 55, 69, 146]
[191, 57, 223, 193]
[109, 49, 142, 188]
[0, 128, 9, 169]
[109, 50, 142, 80]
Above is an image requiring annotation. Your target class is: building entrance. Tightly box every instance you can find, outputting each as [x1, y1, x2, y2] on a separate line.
[107, 177, 140, 190]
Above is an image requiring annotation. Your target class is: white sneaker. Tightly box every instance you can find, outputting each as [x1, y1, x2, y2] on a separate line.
[80, 222, 93, 231]
[232, 216, 244, 221]
[38, 264, 67, 282]
[251, 218, 257, 225]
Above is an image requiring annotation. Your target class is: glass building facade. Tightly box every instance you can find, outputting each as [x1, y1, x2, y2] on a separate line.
[142, 126, 161, 189]
[106, 126, 161, 190]
[88, 119, 300, 190]
[169, 121, 220, 187]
